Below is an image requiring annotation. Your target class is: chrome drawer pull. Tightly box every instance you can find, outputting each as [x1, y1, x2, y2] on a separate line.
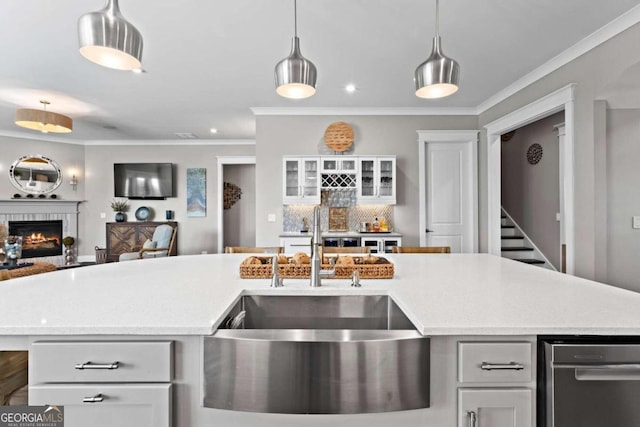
[467, 410, 477, 427]
[82, 393, 104, 403]
[75, 361, 120, 370]
[480, 361, 524, 371]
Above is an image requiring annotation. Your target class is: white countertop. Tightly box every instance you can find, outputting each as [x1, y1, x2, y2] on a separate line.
[1, 254, 640, 336]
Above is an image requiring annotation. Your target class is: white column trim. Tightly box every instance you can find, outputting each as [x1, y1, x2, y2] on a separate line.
[484, 84, 575, 274]
[216, 156, 256, 253]
[417, 130, 479, 252]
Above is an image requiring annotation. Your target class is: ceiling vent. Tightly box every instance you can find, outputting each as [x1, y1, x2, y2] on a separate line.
[174, 132, 198, 139]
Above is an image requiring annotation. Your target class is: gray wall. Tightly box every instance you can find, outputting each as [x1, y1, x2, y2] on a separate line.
[0, 137, 254, 257]
[606, 109, 640, 292]
[0, 135, 87, 246]
[501, 112, 563, 270]
[255, 115, 478, 246]
[223, 164, 256, 248]
[83, 144, 255, 256]
[479, 22, 640, 280]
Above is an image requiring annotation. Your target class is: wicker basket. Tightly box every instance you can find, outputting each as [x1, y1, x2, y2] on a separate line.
[95, 246, 107, 264]
[239, 256, 394, 279]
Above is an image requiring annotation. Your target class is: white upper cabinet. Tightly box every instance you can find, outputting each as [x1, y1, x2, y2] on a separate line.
[320, 156, 358, 190]
[282, 157, 321, 205]
[283, 155, 396, 205]
[358, 156, 396, 205]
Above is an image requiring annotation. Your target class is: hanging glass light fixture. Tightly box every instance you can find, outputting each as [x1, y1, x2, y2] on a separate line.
[15, 101, 73, 134]
[275, 0, 317, 99]
[78, 0, 143, 71]
[414, 0, 459, 99]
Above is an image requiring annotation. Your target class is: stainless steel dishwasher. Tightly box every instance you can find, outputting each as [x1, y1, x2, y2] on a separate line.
[540, 337, 640, 427]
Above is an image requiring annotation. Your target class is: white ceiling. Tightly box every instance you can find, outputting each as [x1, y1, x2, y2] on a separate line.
[1, 0, 639, 142]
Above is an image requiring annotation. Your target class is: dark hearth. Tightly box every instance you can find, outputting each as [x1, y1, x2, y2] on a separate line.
[8, 220, 63, 258]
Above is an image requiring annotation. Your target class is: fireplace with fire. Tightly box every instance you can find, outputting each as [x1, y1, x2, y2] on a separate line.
[8, 220, 63, 259]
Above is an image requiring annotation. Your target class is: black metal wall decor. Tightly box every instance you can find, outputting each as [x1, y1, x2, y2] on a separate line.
[526, 143, 543, 165]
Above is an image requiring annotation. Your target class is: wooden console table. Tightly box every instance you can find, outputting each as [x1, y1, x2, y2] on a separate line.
[106, 222, 178, 262]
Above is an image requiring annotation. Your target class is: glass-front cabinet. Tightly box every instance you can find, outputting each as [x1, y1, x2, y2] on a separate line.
[358, 156, 396, 204]
[321, 156, 357, 173]
[282, 157, 320, 204]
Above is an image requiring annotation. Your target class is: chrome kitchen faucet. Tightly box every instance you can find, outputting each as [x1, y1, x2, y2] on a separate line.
[310, 206, 335, 287]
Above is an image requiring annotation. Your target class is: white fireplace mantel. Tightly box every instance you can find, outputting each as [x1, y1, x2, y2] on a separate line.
[0, 199, 83, 265]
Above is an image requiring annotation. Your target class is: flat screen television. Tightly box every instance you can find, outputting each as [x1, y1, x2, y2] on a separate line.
[114, 163, 174, 199]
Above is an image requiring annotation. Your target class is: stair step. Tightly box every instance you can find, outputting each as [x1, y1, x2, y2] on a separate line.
[501, 236, 523, 240]
[514, 259, 546, 265]
[501, 246, 534, 252]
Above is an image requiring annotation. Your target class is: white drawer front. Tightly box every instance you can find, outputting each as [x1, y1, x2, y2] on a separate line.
[29, 384, 171, 427]
[30, 341, 173, 383]
[458, 342, 532, 383]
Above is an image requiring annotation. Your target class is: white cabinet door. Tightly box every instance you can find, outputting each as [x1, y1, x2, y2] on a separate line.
[30, 384, 172, 427]
[282, 157, 320, 205]
[458, 388, 532, 427]
[358, 157, 396, 204]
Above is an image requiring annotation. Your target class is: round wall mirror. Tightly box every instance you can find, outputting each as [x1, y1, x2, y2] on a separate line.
[9, 155, 62, 194]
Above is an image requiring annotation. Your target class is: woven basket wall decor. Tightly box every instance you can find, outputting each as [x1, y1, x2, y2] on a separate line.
[526, 143, 543, 165]
[324, 121, 354, 152]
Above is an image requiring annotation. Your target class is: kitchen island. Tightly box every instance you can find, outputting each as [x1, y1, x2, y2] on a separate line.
[1, 253, 640, 426]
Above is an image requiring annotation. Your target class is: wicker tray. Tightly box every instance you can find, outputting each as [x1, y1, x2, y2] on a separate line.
[240, 256, 394, 279]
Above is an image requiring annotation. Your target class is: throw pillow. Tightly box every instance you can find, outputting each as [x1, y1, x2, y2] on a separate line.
[142, 238, 157, 249]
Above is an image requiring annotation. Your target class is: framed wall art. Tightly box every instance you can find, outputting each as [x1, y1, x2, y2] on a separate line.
[187, 168, 206, 217]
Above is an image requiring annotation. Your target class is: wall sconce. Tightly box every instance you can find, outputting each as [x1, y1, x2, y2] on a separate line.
[70, 174, 78, 191]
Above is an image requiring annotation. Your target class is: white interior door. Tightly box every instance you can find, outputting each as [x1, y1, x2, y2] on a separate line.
[419, 131, 478, 253]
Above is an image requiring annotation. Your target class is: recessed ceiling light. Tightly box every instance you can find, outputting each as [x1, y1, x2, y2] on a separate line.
[210, 128, 218, 134]
[345, 84, 356, 93]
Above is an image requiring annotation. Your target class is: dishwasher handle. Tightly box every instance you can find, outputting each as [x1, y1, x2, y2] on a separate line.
[553, 362, 640, 381]
[552, 362, 640, 369]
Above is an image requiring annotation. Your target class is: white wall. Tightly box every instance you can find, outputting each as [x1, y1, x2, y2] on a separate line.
[223, 164, 256, 248]
[255, 115, 478, 246]
[479, 22, 640, 280]
[501, 112, 563, 270]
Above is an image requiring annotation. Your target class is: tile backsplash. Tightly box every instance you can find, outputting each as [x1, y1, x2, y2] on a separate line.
[283, 190, 394, 232]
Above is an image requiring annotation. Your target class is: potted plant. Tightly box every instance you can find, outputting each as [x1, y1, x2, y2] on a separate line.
[62, 236, 75, 265]
[110, 198, 129, 222]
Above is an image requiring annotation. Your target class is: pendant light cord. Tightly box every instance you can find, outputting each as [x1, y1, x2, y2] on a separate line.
[294, 0, 298, 37]
[435, 0, 439, 36]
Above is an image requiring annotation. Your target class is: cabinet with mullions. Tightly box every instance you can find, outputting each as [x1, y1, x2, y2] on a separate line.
[357, 156, 396, 204]
[282, 157, 321, 205]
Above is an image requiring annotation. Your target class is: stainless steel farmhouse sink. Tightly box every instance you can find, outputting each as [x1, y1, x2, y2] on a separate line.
[203, 295, 430, 414]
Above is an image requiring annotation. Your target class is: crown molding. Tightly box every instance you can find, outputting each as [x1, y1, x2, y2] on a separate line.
[83, 139, 256, 146]
[0, 130, 255, 146]
[0, 130, 85, 145]
[250, 107, 479, 116]
[477, 4, 640, 114]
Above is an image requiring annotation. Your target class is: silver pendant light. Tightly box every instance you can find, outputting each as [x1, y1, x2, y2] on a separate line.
[415, 0, 459, 99]
[78, 0, 143, 71]
[275, 0, 317, 99]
